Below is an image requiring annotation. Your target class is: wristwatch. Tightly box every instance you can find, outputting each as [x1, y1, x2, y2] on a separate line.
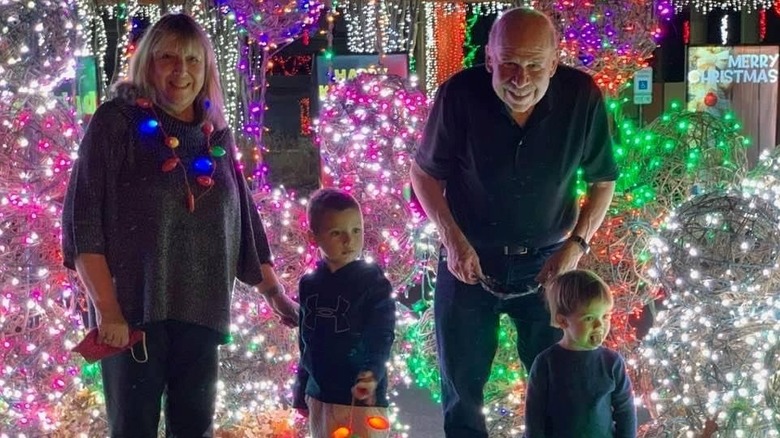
[568, 235, 590, 255]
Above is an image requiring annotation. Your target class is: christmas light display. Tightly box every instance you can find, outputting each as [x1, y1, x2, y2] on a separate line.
[0, 0, 83, 94]
[671, 0, 775, 12]
[433, 3, 467, 86]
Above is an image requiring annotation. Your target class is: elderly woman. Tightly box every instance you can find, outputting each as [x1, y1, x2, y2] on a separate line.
[62, 13, 298, 437]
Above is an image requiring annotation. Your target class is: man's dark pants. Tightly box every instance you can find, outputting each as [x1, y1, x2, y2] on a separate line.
[101, 320, 222, 438]
[435, 245, 564, 438]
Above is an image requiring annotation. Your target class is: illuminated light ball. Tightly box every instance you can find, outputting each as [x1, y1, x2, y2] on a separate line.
[366, 415, 390, 430]
[0, 0, 82, 92]
[220, 0, 323, 47]
[140, 118, 158, 134]
[704, 91, 718, 107]
[652, 191, 780, 297]
[316, 72, 429, 188]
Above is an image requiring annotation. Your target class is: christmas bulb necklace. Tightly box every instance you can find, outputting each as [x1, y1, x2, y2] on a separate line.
[136, 97, 227, 213]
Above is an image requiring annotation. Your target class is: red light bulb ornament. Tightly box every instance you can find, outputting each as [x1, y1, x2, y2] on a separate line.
[136, 97, 153, 109]
[704, 92, 718, 107]
[201, 121, 214, 136]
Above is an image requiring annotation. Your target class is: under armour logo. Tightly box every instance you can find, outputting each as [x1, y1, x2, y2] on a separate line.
[304, 295, 351, 333]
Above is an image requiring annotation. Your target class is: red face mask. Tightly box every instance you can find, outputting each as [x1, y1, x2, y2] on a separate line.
[72, 328, 147, 363]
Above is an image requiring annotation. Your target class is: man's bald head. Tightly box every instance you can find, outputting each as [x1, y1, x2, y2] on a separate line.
[487, 8, 558, 54]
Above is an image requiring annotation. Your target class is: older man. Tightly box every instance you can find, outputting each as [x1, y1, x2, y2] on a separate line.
[411, 7, 618, 438]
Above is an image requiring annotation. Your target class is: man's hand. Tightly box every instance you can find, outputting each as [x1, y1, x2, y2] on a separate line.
[445, 239, 483, 285]
[96, 310, 130, 348]
[534, 241, 583, 285]
[352, 371, 378, 406]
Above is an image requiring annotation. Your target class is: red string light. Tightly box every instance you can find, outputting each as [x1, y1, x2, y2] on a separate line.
[433, 3, 466, 86]
[760, 9, 767, 41]
[268, 54, 313, 76]
[299, 97, 311, 136]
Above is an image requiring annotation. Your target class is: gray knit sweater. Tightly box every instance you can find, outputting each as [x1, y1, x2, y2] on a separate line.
[61, 96, 271, 340]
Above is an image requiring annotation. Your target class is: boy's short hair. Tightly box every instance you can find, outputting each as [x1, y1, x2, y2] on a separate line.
[545, 270, 612, 328]
[307, 188, 361, 233]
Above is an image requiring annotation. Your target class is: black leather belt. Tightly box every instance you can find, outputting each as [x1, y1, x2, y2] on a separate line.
[501, 245, 530, 255]
[484, 241, 565, 256]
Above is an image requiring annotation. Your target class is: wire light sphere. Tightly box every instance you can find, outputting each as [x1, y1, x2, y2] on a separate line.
[638, 298, 780, 438]
[546, 0, 660, 94]
[613, 107, 749, 221]
[670, 0, 776, 13]
[219, 0, 323, 50]
[0, 0, 83, 94]
[650, 191, 780, 302]
[206, 188, 312, 436]
[399, 307, 529, 436]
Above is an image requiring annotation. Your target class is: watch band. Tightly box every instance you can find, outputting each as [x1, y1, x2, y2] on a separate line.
[568, 235, 590, 254]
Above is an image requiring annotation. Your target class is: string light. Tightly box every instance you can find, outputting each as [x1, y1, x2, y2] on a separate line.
[672, 0, 775, 12]
[423, 2, 437, 99]
[759, 8, 767, 41]
[433, 3, 466, 86]
[341, 0, 414, 54]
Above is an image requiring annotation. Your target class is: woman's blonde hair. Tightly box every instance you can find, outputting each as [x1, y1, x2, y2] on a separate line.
[112, 13, 227, 130]
[545, 270, 612, 328]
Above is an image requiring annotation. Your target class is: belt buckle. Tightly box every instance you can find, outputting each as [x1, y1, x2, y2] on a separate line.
[503, 245, 528, 255]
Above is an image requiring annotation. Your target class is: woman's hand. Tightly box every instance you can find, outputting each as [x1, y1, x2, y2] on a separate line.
[267, 292, 299, 328]
[258, 264, 299, 328]
[96, 310, 130, 348]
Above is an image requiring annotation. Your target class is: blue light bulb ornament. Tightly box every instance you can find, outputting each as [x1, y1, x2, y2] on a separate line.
[192, 156, 215, 174]
[140, 118, 158, 134]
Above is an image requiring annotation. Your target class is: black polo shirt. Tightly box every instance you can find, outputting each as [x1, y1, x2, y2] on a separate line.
[415, 65, 618, 249]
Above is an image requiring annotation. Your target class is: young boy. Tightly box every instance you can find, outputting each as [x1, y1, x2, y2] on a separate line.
[524, 270, 637, 438]
[293, 188, 396, 438]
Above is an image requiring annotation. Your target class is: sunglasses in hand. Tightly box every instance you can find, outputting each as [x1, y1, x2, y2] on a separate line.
[478, 276, 542, 300]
